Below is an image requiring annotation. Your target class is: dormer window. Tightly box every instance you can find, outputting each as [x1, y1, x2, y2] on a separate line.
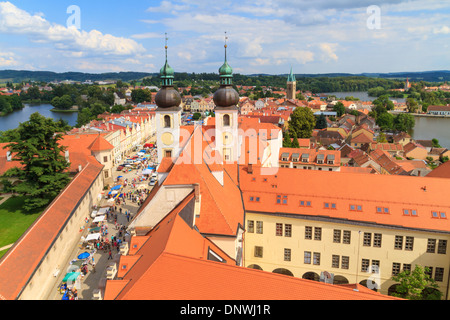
[328, 155, 335, 165]
[302, 154, 309, 163]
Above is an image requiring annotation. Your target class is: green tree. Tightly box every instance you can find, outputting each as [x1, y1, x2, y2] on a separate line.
[76, 107, 93, 128]
[333, 102, 345, 117]
[391, 265, 442, 300]
[315, 113, 327, 129]
[406, 98, 419, 113]
[283, 131, 292, 148]
[289, 107, 316, 139]
[376, 112, 394, 131]
[290, 131, 300, 148]
[3, 113, 71, 211]
[432, 138, 442, 148]
[131, 89, 152, 103]
[393, 113, 415, 132]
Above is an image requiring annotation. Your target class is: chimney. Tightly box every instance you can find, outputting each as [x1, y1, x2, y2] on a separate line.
[248, 163, 253, 174]
[194, 183, 200, 202]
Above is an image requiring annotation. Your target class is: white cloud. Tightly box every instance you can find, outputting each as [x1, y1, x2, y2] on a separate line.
[319, 43, 338, 62]
[132, 32, 164, 39]
[0, 2, 145, 56]
[433, 26, 450, 34]
[0, 51, 18, 67]
[146, 0, 190, 13]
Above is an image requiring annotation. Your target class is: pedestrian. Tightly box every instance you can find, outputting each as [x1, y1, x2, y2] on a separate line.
[108, 250, 113, 260]
[92, 262, 96, 273]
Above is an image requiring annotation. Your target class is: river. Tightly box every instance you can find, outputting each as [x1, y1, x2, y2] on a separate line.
[0, 104, 78, 131]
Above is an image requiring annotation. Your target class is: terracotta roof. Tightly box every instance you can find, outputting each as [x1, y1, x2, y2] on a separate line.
[427, 161, 450, 179]
[106, 192, 397, 300]
[87, 134, 114, 152]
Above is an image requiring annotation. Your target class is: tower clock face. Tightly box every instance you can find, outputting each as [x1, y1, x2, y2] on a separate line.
[162, 132, 174, 146]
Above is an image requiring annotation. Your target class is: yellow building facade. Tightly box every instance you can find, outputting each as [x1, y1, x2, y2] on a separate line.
[244, 211, 450, 298]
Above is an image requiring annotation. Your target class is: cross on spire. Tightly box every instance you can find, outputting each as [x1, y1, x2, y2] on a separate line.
[165, 32, 169, 61]
[224, 31, 228, 61]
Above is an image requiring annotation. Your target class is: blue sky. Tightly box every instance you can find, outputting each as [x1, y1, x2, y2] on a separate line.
[0, 0, 449, 75]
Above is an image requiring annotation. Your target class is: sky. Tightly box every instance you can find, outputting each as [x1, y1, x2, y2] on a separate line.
[0, 0, 449, 75]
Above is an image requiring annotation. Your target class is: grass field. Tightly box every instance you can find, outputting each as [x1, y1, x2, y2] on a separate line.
[0, 196, 43, 258]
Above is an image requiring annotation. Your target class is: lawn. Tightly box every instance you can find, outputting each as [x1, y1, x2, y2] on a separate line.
[0, 196, 43, 256]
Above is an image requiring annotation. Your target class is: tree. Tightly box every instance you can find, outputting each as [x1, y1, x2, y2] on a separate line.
[290, 131, 300, 148]
[393, 113, 415, 132]
[3, 113, 71, 211]
[406, 98, 419, 113]
[376, 112, 394, 131]
[289, 107, 316, 139]
[432, 138, 442, 148]
[391, 265, 442, 300]
[131, 89, 152, 103]
[315, 113, 327, 129]
[283, 131, 292, 148]
[333, 102, 345, 117]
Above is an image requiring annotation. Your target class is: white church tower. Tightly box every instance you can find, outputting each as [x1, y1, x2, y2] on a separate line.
[213, 34, 240, 163]
[155, 34, 182, 164]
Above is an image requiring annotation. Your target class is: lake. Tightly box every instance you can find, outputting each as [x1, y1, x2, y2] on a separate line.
[321, 91, 406, 103]
[0, 104, 78, 131]
[411, 116, 450, 149]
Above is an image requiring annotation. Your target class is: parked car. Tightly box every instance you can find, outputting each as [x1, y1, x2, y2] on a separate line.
[117, 166, 124, 171]
[149, 179, 156, 186]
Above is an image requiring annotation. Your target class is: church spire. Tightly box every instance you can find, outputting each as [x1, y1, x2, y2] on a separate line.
[160, 33, 174, 87]
[219, 32, 233, 85]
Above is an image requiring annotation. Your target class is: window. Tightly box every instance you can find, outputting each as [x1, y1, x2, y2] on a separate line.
[363, 233, 372, 246]
[331, 203, 337, 209]
[361, 259, 370, 272]
[284, 249, 291, 262]
[373, 233, 382, 248]
[165, 150, 172, 158]
[277, 195, 288, 205]
[403, 264, 411, 274]
[223, 114, 230, 127]
[392, 262, 401, 276]
[350, 204, 362, 211]
[343, 230, 351, 244]
[247, 220, 254, 233]
[376, 207, 382, 213]
[403, 209, 410, 215]
[164, 115, 171, 128]
[357, 205, 362, 211]
[350, 205, 356, 211]
[438, 240, 447, 254]
[300, 200, 312, 207]
[305, 226, 312, 240]
[342, 256, 349, 269]
[425, 266, 433, 278]
[256, 221, 263, 234]
[313, 252, 321, 265]
[371, 260, 380, 273]
[332, 255, 340, 268]
[432, 211, 439, 218]
[285, 224, 292, 237]
[394, 235, 403, 250]
[254, 246, 263, 258]
[103, 156, 108, 163]
[304, 251, 311, 264]
[324, 202, 329, 208]
[435, 267, 444, 282]
[440, 212, 447, 219]
[276, 223, 283, 236]
[250, 196, 254, 202]
[314, 227, 322, 241]
[333, 229, 341, 243]
[427, 239, 436, 253]
[405, 236, 414, 251]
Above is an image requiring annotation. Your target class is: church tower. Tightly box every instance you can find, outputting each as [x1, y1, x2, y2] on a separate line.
[286, 66, 296, 100]
[155, 34, 182, 164]
[213, 33, 240, 163]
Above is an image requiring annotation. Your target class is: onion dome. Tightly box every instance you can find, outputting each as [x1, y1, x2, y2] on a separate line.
[155, 35, 181, 109]
[213, 35, 239, 108]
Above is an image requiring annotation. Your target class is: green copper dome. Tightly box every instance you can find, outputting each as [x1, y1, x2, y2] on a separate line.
[160, 60, 174, 78]
[219, 60, 233, 77]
